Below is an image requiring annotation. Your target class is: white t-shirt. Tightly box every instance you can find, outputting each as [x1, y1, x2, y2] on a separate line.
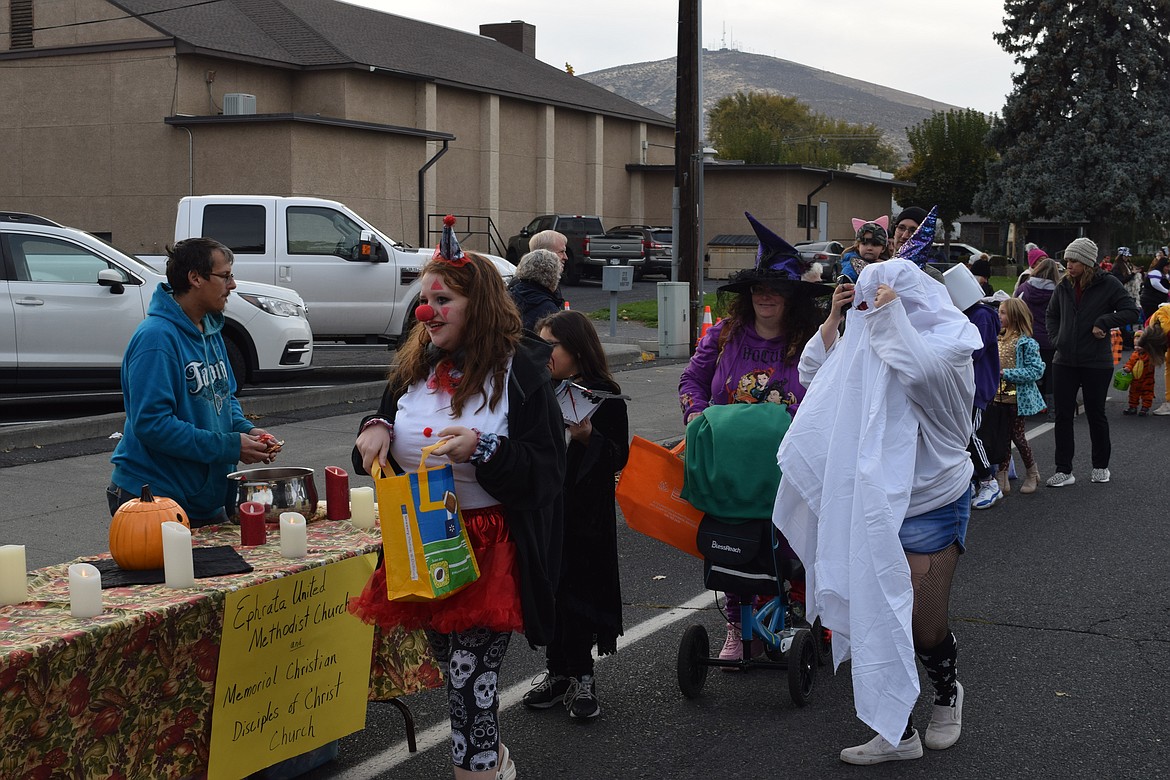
[390, 361, 512, 509]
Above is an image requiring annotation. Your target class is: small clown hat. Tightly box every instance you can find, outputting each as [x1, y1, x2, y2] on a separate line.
[433, 214, 467, 266]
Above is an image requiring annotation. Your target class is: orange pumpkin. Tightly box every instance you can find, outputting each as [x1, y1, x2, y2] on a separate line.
[109, 485, 191, 570]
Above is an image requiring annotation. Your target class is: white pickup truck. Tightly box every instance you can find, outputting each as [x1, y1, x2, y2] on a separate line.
[157, 196, 514, 345]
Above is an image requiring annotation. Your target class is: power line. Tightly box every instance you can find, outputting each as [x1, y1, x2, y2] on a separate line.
[0, 0, 224, 38]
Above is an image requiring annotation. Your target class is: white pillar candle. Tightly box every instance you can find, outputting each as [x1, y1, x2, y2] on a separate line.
[161, 522, 195, 588]
[349, 487, 377, 530]
[68, 563, 103, 618]
[279, 512, 308, 558]
[0, 545, 28, 606]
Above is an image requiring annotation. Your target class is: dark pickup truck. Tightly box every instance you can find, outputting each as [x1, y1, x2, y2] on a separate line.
[582, 231, 646, 280]
[604, 224, 673, 279]
[505, 214, 605, 285]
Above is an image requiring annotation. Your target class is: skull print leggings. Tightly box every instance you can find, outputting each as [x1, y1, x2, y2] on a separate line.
[433, 627, 512, 771]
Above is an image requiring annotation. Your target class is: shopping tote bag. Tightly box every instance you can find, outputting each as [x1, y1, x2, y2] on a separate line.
[372, 443, 480, 601]
[616, 437, 703, 559]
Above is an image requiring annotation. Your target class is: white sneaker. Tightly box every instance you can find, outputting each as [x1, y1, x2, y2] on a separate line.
[1091, 468, 1111, 483]
[971, 479, 1002, 510]
[496, 742, 516, 780]
[1046, 472, 1075, 487]
[925, 681, 964, 750]
[1153, 401, 1170, 416]
[840, 731, 923, 765]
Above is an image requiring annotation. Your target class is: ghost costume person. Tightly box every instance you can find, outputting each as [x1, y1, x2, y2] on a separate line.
[773, 211, 982, 765]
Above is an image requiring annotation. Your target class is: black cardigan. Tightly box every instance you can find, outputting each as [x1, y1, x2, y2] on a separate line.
[353, 338, 567, 647]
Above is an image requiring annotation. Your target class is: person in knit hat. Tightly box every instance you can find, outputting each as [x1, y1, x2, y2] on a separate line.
[1044, 237, 1140, 487]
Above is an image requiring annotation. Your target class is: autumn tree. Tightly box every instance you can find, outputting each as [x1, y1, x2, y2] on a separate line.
[896, 109, 996, 244]
[974, 1, 1170, 250]
[706, 91, 900, 171]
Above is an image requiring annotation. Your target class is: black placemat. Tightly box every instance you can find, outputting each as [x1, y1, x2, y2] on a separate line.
[89, 546, 253, 588]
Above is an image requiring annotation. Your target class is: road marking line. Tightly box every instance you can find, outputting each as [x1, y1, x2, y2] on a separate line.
[337, 591, 712, 777]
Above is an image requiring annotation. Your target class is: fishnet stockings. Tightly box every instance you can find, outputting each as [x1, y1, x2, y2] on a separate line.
[907, 543, 960, 650]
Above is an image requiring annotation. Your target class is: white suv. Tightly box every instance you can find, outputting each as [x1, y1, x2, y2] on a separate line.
[0, 213, 313, 389]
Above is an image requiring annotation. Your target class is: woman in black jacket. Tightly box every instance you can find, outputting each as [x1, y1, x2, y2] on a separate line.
[350, 229, 565, 780]
[508, 249, 564, 334]
[1044, 238, 1140, 488]
[523, 310, 629, 720]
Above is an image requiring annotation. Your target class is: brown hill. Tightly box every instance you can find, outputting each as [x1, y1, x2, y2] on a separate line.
[581, 49, 970, 162]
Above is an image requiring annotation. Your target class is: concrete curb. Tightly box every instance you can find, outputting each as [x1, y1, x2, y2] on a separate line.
[1, 343, 649, 452]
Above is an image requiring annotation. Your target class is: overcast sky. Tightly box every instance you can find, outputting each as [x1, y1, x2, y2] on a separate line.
[350, 0, 1018, 115]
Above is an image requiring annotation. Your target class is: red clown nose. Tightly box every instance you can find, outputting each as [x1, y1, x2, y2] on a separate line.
[414, 303, 436, 322]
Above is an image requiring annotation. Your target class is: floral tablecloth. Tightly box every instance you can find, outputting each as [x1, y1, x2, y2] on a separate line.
[0, 520, 442, 780]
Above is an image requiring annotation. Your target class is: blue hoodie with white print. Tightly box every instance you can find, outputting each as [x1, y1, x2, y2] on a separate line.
[111, 283, 252, 520]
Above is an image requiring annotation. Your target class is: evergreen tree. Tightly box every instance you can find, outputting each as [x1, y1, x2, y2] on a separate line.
[897, 109, 996, 240]
[706, 90, 900, 170]
[974, 1, 1170, 249]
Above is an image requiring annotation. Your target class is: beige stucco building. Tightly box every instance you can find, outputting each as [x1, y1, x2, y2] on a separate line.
[1, 0, 902, 259]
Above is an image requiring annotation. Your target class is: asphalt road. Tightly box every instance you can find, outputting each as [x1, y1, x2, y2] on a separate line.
[3, 358, 1169, 778]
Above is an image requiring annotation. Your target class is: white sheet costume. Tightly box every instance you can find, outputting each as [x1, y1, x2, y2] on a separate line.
[772, 259, 981, 744]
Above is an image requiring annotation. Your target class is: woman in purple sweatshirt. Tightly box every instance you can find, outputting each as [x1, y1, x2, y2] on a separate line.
[678, 212, 832, 664]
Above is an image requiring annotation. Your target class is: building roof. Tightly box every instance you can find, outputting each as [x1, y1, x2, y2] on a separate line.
[107, 0, 671, 126]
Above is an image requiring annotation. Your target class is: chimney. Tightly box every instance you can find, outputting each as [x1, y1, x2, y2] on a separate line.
[480, 21, 535, 57]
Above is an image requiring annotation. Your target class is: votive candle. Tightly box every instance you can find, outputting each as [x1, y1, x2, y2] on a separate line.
[239, 501, 267, 546]
[0, 545, 28, 606]
[325, 466, 351, 521]
[161, 522, 195, 588]
[349, 487, 376, 530]
[280, 512, 308, 558]
[68, 563, 103, 618]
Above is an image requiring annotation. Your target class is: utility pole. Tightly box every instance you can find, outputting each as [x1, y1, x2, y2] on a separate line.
[675, 0, 701, 351]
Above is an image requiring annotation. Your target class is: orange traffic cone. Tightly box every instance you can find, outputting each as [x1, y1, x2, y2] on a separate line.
[698, 305, 713, 343]
[563, 300, 571, 310]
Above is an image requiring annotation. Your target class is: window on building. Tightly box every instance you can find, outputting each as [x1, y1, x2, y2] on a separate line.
[797, 205, 818, 230]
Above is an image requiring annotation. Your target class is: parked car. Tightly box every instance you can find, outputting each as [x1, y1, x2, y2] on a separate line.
[793, 240, 845, 281]
[505, 214, 605, 285]
[0, 212, 313, 389]
[927, 242, 982, 264]
[605, 225, 673, 278]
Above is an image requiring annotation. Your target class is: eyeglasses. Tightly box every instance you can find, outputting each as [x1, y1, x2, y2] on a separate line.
[207, 271, 235, 282]
[750, 284, 784, 296]
[894, 224, 917, 235]
[860, 238, 886, 247]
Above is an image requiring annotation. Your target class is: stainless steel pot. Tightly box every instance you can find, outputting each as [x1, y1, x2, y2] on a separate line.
[227, 467, 319, 523]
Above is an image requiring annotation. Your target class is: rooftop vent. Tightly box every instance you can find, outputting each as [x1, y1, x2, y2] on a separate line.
[223, 93, 257, 116]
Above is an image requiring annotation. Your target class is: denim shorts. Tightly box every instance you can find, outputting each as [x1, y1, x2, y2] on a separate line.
[898, 485, 971, 555]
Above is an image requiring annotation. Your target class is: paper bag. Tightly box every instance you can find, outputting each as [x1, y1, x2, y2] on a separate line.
[373, 443, 480, 601]
[616, 437, 702, 558]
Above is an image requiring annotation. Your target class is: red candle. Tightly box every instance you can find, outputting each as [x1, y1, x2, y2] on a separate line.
[325, 466, 351, 521]
[239, 501, 267, 546]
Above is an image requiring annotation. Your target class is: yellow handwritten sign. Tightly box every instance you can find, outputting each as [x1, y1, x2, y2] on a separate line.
[207, 554, 377, 779]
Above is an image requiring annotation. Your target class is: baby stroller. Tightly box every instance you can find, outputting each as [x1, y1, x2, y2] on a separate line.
[674, 404, 830, 706]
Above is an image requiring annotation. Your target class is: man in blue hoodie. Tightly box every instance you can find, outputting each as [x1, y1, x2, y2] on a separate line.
[107, 238, 276, 525]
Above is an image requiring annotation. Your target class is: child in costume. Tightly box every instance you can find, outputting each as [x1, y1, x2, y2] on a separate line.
[993, 298, 1046, 494]
[1121, 324, 1166, 416]
[839, 216, 891, 282]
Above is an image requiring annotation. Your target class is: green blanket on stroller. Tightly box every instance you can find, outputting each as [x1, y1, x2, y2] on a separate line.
[681, 403, 792, 522]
